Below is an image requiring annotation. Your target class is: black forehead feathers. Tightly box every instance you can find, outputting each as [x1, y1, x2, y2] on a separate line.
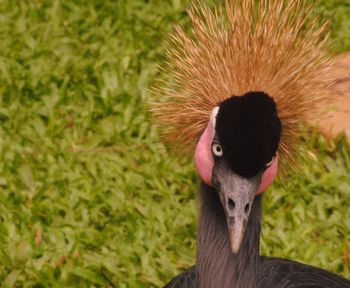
[215, 91, 282, 178]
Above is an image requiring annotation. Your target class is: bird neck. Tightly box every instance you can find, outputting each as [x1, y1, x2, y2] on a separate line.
[196, 183, 262, 288]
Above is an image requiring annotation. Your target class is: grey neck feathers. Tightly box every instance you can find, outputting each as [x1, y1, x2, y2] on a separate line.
[196, 183, 262, 288]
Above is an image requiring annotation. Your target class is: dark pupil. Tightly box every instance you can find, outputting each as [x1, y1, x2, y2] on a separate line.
[216, 146, 221, 152]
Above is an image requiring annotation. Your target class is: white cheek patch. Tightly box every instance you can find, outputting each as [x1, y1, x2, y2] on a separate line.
[210, 106, 219, 128]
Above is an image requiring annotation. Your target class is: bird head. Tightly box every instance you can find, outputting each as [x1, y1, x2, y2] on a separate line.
[195, 91, 281, 253]
[152, 0, 333, 256]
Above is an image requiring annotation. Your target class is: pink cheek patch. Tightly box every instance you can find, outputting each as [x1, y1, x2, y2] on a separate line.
[194, 122, 215, 186]
[256, 154, 279, 195]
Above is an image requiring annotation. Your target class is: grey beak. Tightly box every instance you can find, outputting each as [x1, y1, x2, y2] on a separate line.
[213, 165, 261, 254]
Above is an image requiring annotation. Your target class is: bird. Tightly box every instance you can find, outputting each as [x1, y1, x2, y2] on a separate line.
[152, 0, 350, 287]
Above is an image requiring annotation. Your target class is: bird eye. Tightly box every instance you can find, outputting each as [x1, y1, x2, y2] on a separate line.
[212, 142, 223, 157]
[266, 154, 276, 167]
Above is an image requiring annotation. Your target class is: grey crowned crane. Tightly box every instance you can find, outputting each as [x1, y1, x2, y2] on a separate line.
[152, 0, 350, 287]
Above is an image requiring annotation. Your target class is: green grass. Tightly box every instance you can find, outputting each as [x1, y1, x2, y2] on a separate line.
[0, 0, 349, 287]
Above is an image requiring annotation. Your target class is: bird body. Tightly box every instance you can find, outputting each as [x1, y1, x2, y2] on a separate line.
[151, 0, 350, 287]
[166, 259, 350, 288]
[164, 185, 350, 288]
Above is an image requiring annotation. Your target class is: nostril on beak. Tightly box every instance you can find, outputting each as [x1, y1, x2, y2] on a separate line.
[244, 203, 250, 214]
[228, 199, 235, 211]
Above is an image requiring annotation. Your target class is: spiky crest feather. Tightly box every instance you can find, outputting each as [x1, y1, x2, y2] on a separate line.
[152, 0, 333, 178]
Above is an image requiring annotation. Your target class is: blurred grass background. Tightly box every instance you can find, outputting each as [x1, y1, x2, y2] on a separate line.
[0, 0, 349, 287]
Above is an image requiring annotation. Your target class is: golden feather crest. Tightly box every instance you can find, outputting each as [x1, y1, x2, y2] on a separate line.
[152, 0, 333, 178]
